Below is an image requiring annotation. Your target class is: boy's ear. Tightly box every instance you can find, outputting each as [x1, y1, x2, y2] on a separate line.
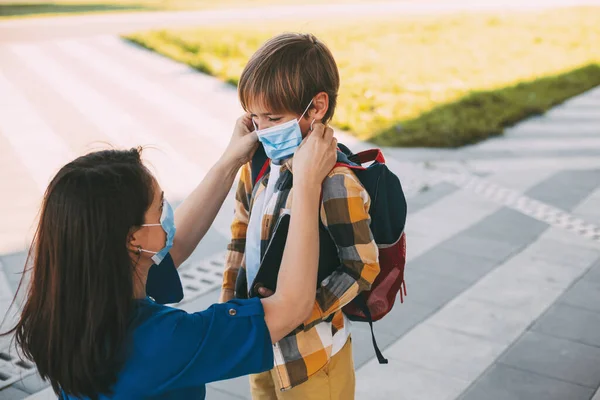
[309, 92, 329, 121]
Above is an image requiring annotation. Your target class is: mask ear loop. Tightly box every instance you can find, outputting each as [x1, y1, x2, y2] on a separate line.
[310, 119, 316, 132]
[299, 98, 315, 121]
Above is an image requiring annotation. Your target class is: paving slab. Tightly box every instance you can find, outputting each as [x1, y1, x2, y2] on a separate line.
[356, 357, 469, 400]
[497, 244, 592, 291]
[206, 386, 243, 400]
[428, 298, 533, 345]
[461, 207, 547, 246]
[584, 259, 600, 285]
[364, 296, 434, 338]
[526, 169, 600, 212]
[498, 331, 600, 388]
[542, 226, 600, 253]
[460, 236, 592, 309]
[0, 260, 12, 303]
[406, 182, 460, 214]
[341, 300, 425, 368]
[574, 188, 600, 225]
[407, 246, 498, 284]
[0, 300, 11, 329]
[404, 189, 501, 260]
[384, 323, 505, 381]
[22, 387, 55, 400]
[436, 233, 520, 263]
[402, 269, 470, 310]
[0, 253, 27, 299]
[0, 386, 30, 400]
[523, 236, 600, 271]
[531, 303, 600, 348]
[11, 374, 49, 395]
[463, 274, 560, 316]
[209, 375, 251, 400]
[460, 364, 594, 400]
[559, 278, 600, 313]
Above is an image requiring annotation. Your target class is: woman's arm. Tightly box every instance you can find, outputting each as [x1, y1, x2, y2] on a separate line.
[261, 123, 337, 343]
[147, 126, 336, 390]
[169, 115, 257, 268]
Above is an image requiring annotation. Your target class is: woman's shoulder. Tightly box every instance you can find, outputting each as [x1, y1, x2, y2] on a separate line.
[133, 297, 181, 321]
[132, 297, 266, 336]
[127, 297, 269, 371]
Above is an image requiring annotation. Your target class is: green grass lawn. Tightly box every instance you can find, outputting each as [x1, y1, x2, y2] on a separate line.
[125, 7, 600, 147]
[0, 0, 364, 19]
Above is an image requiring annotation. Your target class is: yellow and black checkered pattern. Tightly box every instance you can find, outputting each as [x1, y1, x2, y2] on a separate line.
[222, 159, 380, 391]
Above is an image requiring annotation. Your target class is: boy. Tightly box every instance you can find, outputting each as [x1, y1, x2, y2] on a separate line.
[220, 33, 380, 400]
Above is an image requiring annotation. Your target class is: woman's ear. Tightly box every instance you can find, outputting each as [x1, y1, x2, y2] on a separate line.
[127, 228, 143, 254]
[309, 92, 329, 122]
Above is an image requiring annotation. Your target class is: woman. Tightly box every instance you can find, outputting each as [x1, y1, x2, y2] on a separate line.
[2, 115, 337, 399]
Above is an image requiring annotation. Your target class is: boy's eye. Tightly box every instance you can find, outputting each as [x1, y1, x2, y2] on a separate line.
[268, 117, 283, 122]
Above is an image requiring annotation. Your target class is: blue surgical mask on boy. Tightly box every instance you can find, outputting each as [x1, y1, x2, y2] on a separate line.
[139, 199, 176, 265]
[253, 99, 316, 161]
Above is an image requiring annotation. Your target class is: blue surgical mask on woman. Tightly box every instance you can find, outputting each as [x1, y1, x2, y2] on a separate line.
[139, 199, 176, 265]
[253, 99, 316, 161]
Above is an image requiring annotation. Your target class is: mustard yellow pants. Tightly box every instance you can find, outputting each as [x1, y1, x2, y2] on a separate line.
[250, 338, 355, 400]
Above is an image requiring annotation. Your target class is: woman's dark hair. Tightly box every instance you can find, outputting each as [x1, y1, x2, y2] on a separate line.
[2, 148, 155, 398]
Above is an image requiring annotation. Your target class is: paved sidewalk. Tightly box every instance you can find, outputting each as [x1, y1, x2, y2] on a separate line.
[1, 17, 600, 400]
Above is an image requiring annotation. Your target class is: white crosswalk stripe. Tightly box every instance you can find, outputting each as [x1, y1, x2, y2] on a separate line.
[0, 70, 73, 192]
[7, 42, 204, 200]
[54, 39, 231, 149]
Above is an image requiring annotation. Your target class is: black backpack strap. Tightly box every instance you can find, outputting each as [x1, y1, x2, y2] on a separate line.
[337, 142, 353, 156]
[251, 143, 270, 186]
[354, 293, 389, 364]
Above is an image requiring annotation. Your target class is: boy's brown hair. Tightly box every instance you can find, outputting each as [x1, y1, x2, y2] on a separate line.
[238, 33, 340, 124]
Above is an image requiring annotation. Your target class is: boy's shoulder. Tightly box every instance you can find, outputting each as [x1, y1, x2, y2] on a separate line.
[326, 163, 360, 181]
[323, 164, 367, 197]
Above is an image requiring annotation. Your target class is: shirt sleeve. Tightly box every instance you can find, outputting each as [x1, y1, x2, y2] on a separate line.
[303, 169, 380, 327]
[146, 252, 184, 305]
[152, 297, 274, 392]
[222, 163, 253, 292]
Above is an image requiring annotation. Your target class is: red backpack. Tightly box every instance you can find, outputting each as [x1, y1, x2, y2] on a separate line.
[335, 144, 407, 364]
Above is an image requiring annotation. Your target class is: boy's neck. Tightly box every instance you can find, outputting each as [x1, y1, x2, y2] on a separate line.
[272, 156, 293, 167]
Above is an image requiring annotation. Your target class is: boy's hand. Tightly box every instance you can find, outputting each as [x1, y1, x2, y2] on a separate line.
[220, 114, 259, 169]
[294, 123, 337, 187]
[258, 287, 274, 298]
[219, 288, 235, 303]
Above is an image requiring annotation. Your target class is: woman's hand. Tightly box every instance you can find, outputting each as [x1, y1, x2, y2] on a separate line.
[219, 114, 259, 170]
[171, 115, 257, 269]
[293, 123, 337, 188]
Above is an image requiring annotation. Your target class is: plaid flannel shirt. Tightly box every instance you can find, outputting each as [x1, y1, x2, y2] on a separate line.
[222, 159, 380, 390]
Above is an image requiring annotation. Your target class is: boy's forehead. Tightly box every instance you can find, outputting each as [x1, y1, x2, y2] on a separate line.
[248, 103, 272, 115]
[247, 97, 290, 115]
